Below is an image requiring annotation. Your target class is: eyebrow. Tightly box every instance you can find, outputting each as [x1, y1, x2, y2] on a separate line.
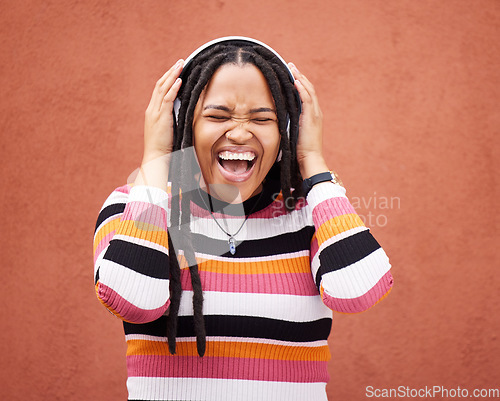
[203, 105, 276, 113]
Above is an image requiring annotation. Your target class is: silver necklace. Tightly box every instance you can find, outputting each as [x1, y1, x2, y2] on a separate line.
[197, 187, 263, 255]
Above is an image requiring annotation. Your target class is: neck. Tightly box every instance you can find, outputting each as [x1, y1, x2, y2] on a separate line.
[193, 179, 279, 217]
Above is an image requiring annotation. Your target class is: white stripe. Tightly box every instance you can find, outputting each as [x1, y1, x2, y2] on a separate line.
[127, 377, 328, 401]
[195, 249, 309, 263]
[190, 207, 314, 241]
[320, 247, 391, 299]
[177, 290, 332, 322]
[94, 250, 105, 279]
[128, 184, 169, 206]
[306, 182, 347, 208]
[98, 259, 169, 310]
[95, 192, 127, 234]
[99, 187, 129, 211]
[310, 225, 368, 277]
[125, 334, 328, 348]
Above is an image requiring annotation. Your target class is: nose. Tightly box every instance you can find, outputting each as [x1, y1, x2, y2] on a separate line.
[225, 121, 253, 143]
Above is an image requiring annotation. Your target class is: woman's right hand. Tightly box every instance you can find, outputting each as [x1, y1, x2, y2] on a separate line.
[142, 59, 184, 164]
[134, 60, 183, 189]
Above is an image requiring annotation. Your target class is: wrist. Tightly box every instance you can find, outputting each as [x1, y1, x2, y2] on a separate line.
[302, 171, 343, 196]
[134, 154, 171, 190]
[142, 148, 172, 165]
[299, 153, 329, 179]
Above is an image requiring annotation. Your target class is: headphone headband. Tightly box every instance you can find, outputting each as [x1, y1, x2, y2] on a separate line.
[180, 36, 295, 83]
[173, 36, 300, 140]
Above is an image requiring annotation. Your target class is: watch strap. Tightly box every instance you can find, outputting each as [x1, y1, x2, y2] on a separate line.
[302, 171, 342, 196]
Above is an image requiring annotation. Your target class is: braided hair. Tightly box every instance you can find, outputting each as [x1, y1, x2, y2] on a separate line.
[167, 40, 302, 357]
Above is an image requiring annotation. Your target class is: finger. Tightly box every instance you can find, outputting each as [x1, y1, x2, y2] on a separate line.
[150, 60, 184, 112]
[294, 80, 311, 104]
[289, 63, 323, 118]
[289, 63, 312, 103]
[289, 62, 317, 97]
[160, 77, 182, 109]
[157, 59, 184, 87]
[288, 62, 300, 80]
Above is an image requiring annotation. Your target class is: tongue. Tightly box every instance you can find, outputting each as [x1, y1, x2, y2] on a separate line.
[220, 159, 248, 175]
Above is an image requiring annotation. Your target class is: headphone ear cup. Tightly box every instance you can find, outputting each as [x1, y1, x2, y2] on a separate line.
[172, 97, 181, 144]
[276, 149, 282, 163]
[173, 98, 181, 124]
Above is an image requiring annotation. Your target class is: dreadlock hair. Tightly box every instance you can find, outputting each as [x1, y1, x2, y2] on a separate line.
[167, 40, 303, 357]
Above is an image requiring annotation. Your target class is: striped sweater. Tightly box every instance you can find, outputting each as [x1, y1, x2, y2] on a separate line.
[93, 179, 393, 401]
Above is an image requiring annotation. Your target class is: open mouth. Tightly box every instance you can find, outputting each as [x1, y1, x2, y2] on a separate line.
[217, 150, 256, 175]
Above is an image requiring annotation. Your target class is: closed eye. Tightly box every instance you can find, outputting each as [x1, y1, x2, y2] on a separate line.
[251, 118, 276, 124]
[205, 115, 231, 121]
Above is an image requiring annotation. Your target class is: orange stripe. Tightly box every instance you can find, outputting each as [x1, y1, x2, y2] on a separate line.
[315, 213, 365, 246]
[96, 228, 308, 274]
[195, 256, 311, 275]
[126, 339, 330, 361]
[93, 218, 121, 254]
[115, 219, 168, 247]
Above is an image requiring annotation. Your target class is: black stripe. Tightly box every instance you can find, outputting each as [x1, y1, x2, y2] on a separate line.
[190, 226, 315, 258]
[124, 314, 332, 343]
[316, 229, 381, 289]
[190, 178, 281, 216]
[94, 203, 125, 233]
[104, 239, 169, 279]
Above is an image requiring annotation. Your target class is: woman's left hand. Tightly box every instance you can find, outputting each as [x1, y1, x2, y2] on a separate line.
[288, 62, 329, 179]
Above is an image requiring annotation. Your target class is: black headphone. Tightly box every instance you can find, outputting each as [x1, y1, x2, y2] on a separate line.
[172, 36, 301, 141]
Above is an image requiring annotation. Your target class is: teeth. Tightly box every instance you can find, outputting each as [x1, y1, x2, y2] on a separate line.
[218, 151, 256, 161]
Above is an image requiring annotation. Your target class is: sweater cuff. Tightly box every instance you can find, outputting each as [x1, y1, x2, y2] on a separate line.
[306, 182, 347, 209]
[128, 185, 169, 210]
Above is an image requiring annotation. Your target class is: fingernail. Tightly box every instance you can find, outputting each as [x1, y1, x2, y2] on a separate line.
[289, 62, 299, 72]
[175, 59, 184, 68]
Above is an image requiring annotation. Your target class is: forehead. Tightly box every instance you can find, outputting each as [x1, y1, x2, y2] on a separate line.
[199, 63, 275, 109]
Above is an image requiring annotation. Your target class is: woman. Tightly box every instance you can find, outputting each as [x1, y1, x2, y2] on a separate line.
[93, 37, 393, 401]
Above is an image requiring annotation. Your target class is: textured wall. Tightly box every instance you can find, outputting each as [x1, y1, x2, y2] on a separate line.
[1, 0, 498, 399]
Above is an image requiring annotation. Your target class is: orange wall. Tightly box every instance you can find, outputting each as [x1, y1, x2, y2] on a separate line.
[1, 1, 498, 399]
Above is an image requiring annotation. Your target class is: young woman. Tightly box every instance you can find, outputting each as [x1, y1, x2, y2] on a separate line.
[93, 37, 393, 401]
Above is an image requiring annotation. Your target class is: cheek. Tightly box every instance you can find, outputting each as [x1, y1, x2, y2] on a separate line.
[193, 123, 220, 171]
[260, 132, 281, 164]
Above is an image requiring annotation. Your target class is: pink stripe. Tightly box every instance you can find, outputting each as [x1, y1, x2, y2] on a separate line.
[96, 282, 170, 324]
[189, 197, 308, 220]
[127, 354, 329, 383]
[310, 236, 319, 260]
[312, 197, 356, 228]
[123, 201, 168, 230]
[115, 184, 132, 194]
[321, 271, 393, 313]
[180, 270, 318, 296]
[94, 231, 116, 264]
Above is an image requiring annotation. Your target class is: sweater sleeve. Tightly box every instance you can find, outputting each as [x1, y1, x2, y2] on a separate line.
[93, 184, 171, 323]
[307, 182, 393, 313]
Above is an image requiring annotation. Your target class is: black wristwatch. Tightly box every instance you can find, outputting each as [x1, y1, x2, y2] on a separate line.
[302, 171, 342, 196]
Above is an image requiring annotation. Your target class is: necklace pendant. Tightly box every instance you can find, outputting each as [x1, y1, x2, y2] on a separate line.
[228, 237, 236, 255]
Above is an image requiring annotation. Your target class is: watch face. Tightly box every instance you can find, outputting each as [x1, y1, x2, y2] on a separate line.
[330, 171, 344, 187]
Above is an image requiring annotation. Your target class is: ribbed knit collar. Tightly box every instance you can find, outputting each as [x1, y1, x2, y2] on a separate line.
[191, 179, 281, 216]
